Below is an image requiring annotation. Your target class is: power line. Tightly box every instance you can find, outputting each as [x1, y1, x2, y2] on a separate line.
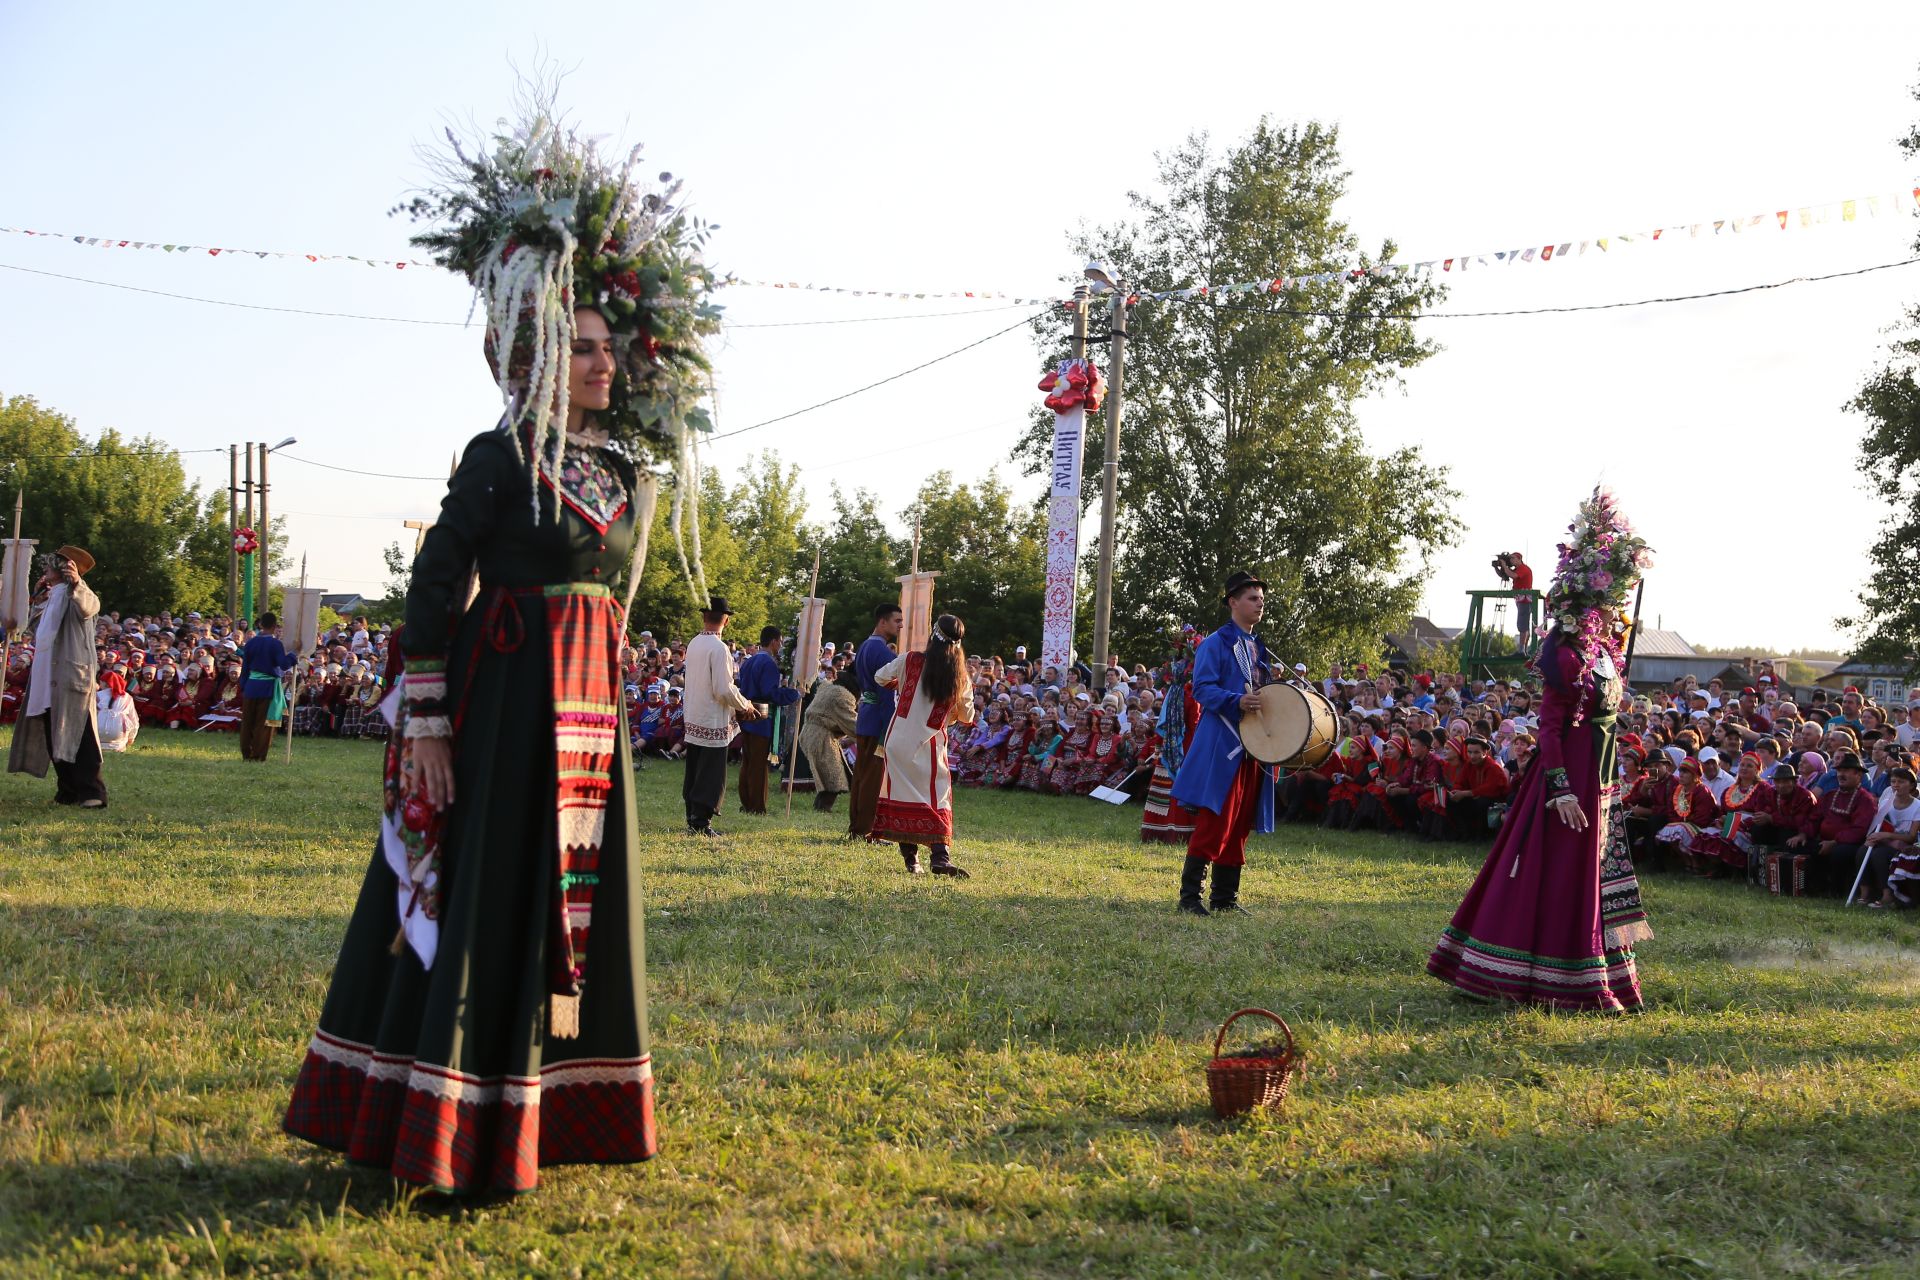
[2, 258, 1032, 331]
[275, 453, 447, 482]
[0, 261, 479, 326]
[1177, 255, 1920, 321]
[726, 302, 1034, 328]
[708, 313, 1044, 442]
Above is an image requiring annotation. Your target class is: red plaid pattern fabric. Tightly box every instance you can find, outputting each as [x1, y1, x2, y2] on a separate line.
[544, 585, 622, 1000]
[284, 1031, 655, 1194]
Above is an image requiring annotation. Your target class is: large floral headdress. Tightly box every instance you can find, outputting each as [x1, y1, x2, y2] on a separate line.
[394, 91, 723, 489]
[1543, 486, 1653, 666]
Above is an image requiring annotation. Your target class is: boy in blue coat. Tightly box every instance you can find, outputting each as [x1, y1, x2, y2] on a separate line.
[1171, 571, 1277, 915]
[737, 625, 801, 814]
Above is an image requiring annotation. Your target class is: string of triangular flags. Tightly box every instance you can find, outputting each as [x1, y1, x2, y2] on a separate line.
[1125, 184, 1920, 306]
[0, 226, 433, 269]
[4, 181, 1915, 302]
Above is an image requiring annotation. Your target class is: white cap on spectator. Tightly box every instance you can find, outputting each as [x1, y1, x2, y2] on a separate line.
[1699, 746, 1719, 762]
[1293, 662, 1308, 672]
[1690, 709, 1710, 720]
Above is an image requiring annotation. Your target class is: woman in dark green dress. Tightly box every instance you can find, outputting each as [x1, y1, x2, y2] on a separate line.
[284, 101, 721, 1195]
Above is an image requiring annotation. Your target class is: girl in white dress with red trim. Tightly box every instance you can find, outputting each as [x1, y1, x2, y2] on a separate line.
[872, 613, 976, 877]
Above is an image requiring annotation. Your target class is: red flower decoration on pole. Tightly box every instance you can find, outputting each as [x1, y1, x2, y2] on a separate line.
[233, 527, 260, 556]
[1037, 358, 1106, 415]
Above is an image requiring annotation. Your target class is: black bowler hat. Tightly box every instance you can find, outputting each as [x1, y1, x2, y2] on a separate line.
[704, 594, 734, 618]
[1834, 752, 1865, 773]
[1222, 570, 1268, 603]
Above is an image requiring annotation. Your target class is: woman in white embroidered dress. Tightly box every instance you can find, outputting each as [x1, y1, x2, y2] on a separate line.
[872, 613, 976, 877]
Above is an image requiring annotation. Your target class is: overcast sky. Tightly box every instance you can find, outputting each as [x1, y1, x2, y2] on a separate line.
[3, 3, 1917, 653]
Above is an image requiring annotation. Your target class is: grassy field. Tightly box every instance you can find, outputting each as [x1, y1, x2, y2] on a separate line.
[3, 729, 1919, 1278]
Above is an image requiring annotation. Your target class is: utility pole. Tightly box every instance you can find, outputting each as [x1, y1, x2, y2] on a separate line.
[257, 441, 271, 614]
[227, 445, 239, 622]
[1089, 284, 1127, 695]
[242, 441, 255, 624]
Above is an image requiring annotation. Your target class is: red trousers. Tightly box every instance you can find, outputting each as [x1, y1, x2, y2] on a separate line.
[1187, 756, 1259, 868]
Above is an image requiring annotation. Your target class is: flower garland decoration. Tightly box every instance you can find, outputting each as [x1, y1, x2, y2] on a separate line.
[232, 526, 260, 556]
[393, 85, 722, 598]
[1038, 358, 1106, 414]
[1539, 486, 1654, 688]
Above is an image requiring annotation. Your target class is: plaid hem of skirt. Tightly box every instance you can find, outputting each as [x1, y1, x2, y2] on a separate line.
[283, 1030, 656, 1194]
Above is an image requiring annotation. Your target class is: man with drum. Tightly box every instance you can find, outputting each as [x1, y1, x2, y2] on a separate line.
[1172, 571, 1278, 916]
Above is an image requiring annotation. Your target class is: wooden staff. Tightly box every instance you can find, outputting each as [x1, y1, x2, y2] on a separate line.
[285, 555, 307, 764]
[785, 547, 822, 819]
[1621, 578, 1647, 685]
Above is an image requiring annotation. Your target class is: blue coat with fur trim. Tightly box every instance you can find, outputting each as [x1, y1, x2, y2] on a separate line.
[1170, 622, 1276, 830]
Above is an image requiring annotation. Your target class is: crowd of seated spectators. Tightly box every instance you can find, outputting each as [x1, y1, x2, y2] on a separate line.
[9, 603, 1914, 908]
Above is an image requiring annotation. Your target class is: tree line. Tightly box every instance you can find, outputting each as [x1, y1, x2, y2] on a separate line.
[0, 393, 288, 617]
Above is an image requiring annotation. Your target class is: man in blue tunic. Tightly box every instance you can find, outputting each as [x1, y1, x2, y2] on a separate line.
[1171, 571, 1276, 916]
[737, 625, 802, 814]
[848, 602, 903, 839]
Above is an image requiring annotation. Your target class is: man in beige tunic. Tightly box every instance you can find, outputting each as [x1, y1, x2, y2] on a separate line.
[8, 546, 107, 808]
[680, 594, 758, 836]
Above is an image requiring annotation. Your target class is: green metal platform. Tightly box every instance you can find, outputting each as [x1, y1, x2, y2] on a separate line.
[1458, 588, 1533, 681]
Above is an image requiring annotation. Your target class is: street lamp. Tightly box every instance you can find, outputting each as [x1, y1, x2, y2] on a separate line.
[1084, 259, 1126, 694]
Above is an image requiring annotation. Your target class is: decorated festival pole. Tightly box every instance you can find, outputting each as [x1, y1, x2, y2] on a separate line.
[785, 548, 823, 818]
[1036, 333, 1107, 684]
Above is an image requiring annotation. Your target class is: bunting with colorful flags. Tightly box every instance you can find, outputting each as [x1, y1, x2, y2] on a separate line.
[5, 181, 1915, 304]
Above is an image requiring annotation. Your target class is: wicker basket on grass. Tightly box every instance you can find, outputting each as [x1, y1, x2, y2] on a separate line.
[1205, 1007, 1299, 1119]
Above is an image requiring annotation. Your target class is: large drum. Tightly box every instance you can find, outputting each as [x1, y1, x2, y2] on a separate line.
[1238, 683, 1338, 769]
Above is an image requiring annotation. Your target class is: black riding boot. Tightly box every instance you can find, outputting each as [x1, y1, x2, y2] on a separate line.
[1178, 855, 1212, 916]
[1208, 862, 1247, 914]
[929, 843, 970, 878]
[900, 843, 927, 874]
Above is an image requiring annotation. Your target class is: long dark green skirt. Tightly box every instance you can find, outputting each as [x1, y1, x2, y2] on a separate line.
[284, 590, 654, 1194]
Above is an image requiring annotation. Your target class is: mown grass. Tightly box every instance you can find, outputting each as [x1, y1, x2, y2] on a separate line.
[2, 728, 1919, 1278]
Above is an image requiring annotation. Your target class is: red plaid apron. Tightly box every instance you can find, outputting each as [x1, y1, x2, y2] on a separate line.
[543, 584, 622, 1035]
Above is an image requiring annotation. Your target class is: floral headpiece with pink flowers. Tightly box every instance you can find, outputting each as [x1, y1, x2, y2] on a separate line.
[1544, 487, 1653, 665]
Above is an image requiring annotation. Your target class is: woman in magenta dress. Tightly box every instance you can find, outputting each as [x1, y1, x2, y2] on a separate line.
[1428, 488, 1654, 1012]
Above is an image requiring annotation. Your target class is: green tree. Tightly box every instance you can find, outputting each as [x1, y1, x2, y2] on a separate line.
[726, 452, 817, 636]
[900, 470, 1047, 659]
[627, 467, 754, 644]
[0, 393, 266, 617]
[361, 542, 414, 624]
[814, 486, 905, 650]
[1014, 120, 1458, 672]
[1841, 73, 1920, 676]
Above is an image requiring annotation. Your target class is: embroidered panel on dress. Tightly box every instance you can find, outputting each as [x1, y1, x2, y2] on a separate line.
[540, 445, 630, 535]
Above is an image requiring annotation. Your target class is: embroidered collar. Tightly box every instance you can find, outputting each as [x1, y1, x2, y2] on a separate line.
[540, 442, 629, 534]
